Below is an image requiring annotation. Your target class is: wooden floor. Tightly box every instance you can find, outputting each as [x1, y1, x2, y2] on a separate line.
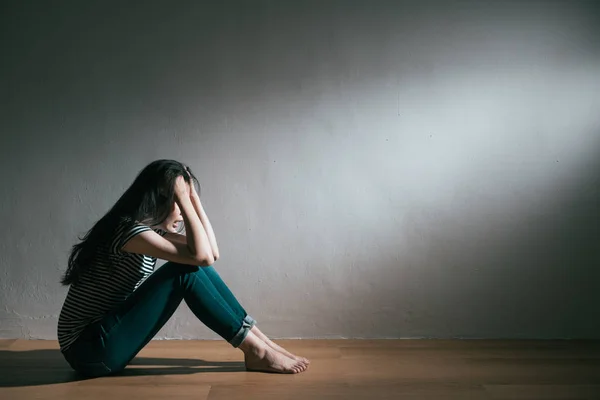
[0, 339, 599, 399]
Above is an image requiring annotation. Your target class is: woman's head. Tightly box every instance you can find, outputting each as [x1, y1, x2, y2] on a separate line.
[61, 159, 200, 285]
[115, 159, 200, 233]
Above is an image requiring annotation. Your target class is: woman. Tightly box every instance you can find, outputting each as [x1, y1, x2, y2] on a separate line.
[57, 159, 309, 377]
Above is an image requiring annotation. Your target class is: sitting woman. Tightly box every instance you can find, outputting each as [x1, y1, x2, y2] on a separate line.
[57, 159, 309, 377]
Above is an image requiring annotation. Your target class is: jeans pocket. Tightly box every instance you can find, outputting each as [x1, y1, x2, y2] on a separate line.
[75, 360, 112, 377]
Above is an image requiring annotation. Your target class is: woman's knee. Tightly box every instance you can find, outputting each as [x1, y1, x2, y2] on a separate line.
[159, 261, 200, 277]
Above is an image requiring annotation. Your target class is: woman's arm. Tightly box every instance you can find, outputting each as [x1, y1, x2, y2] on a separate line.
[185, 167, 219, 260]
[191, 194, 220, 260]
[178, 193, 215, 264]
[164, 171, 220, 260]
[162, 196, 219, 260]
[122, 176, 214, 266]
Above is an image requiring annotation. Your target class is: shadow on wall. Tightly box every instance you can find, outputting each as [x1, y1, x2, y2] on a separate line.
[0, 349, 245, 387]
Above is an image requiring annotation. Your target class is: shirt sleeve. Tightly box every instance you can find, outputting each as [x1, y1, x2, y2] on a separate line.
[110, 218, 153, 254]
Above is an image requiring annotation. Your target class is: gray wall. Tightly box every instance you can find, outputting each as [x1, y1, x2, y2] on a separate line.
[1, 0, 599, 341]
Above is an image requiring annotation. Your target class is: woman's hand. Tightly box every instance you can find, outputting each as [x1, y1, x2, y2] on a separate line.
[185, 167, 200, 199]
[174, 175, 190, 200]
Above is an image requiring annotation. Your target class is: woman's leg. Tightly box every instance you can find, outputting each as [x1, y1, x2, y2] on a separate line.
[84, 263, 247, 373]
[198, 266, 309, 364]
[66, 262, 307, 376]
[196, 266, 256, 325]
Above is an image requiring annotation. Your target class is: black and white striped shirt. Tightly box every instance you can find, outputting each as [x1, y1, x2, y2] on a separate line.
[57, 217, 166, 352]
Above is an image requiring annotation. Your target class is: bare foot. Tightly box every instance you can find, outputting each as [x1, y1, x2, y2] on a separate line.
[251, 325, 311, 365]
[240, 331, 308, 374]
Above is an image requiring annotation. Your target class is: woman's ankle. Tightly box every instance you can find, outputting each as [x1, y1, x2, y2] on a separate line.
[238, 331, 266, 357]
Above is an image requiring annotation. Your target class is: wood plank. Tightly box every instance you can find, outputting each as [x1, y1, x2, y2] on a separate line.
[0, 339, 16, 349]
[483, 384, 600, 399]
[207, 383, 492, 400]
[0, 383, 211, 400]
[8, 339, 61, 351]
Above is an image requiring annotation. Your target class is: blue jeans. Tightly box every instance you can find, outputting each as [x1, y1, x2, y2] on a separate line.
[62, 262, 256, 377]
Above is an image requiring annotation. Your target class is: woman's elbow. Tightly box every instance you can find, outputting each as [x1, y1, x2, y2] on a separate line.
[196, 253, 215, 266]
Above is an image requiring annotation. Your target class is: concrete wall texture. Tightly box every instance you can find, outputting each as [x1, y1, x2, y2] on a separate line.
[1, 0, 599, 341]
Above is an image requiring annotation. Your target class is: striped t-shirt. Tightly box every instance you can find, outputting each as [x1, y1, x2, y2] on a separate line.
[57, 217, 166, 352]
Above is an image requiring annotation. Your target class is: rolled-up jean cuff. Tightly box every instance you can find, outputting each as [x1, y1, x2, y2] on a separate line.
[244, 314, 257, 328]
[229, 315, 257, 348]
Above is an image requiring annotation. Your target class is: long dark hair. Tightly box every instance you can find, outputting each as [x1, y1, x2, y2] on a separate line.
[61, 159, 200, 286]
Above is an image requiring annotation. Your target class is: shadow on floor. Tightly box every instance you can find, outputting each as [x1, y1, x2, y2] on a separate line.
[0, 349, 246, 387]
